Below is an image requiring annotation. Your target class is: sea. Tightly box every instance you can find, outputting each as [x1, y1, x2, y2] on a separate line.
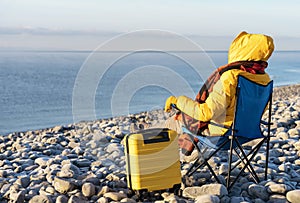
[1, 50, 300, 135]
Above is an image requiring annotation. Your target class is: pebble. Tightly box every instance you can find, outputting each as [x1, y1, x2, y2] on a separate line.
[267, 183, 289, 194]
[68, 195, 87, 203]
[82, 182, 96, 197]
[73, 159, 91, 167]
[35, 157, 51, 167]
[195, 194, 220, 203]
[97, 197, 108, 203]
[62, 163, 80, 175]
[29, 194, 53, 203]
[230, 196, 245, 203]
[55, 195, 69, 203]
[277, 131, 289, 140]
[268, 194, 288, 203]
[103, 192, 127, 201]
[10, 190, 25, 202]
[53, 177, 75, 194]
[16, 176, 30, 188]
[120, 197, 136, 203]
[183, 184, 228, 199]
[248, 184, 269, 201]
[286, 190, 300, 203]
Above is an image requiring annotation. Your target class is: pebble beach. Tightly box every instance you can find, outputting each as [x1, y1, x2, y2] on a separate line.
[1, 84, 300, 203]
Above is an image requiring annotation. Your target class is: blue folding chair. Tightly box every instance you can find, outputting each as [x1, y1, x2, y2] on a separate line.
[182, 75, 273, 190]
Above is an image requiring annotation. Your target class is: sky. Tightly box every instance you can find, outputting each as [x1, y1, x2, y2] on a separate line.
[1, 0, 300, 50]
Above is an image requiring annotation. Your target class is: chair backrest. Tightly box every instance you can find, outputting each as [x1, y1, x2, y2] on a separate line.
[233, 75, 273, 139]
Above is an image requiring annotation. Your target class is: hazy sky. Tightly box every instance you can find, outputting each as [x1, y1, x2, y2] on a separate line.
[1, 0, 300, 50]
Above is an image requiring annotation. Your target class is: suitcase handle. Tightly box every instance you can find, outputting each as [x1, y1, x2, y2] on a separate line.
[143, 131, 170, 144]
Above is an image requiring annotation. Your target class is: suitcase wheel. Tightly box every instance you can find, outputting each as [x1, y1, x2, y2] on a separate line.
[135, 189, 149, 201]
[170, 183, 182, 197]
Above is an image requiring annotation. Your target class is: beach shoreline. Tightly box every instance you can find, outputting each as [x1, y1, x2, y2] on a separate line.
[3, 83, 300, 137]
[0, 84, 300, 202]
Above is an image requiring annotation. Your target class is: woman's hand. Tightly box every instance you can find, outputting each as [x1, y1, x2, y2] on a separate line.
[164, 96, 177, 112]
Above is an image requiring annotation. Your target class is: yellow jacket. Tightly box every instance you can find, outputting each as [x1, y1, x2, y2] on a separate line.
[177, 70, 270, 135]
[176, 32, 274, 136]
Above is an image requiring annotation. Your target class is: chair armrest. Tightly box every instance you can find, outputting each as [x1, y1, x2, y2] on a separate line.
[209, 121, 232, 130]
[260, 120, 273, 125]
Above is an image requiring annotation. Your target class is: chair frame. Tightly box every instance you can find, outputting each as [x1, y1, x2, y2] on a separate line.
[184, 76, 273, 190]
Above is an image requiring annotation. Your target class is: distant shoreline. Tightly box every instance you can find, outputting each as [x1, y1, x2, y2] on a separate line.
[273, 83, 300, 101]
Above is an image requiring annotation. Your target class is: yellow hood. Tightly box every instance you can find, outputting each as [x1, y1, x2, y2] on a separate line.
[228, 31, 274, 64]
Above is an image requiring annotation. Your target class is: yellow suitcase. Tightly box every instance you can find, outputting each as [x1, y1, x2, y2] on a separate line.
[124, 128, 181, 192]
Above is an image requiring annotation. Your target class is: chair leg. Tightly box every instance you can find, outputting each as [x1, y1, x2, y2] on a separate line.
[233, 148, 258, 182]
[227, 136, 234, 188]
[265, 93, 272, 180]
[185, 157, 201, 176]
[186, 138, 230, 184]
[186, 146, 214, 178]
[230, 137, 268, 182]
[265, 136, 270, 180]
[232, 137, 266, 184]
[205, 160, 221, 183]
[230, 139, 264, 171]
[185, 139, 207, 176]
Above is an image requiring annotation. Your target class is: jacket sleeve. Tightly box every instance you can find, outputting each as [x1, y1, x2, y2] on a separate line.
[176, 77, 236, 122]
[176, 96, 212, 122]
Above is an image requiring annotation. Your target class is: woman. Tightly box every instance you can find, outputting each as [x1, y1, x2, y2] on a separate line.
[164, 31, 274, 158]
